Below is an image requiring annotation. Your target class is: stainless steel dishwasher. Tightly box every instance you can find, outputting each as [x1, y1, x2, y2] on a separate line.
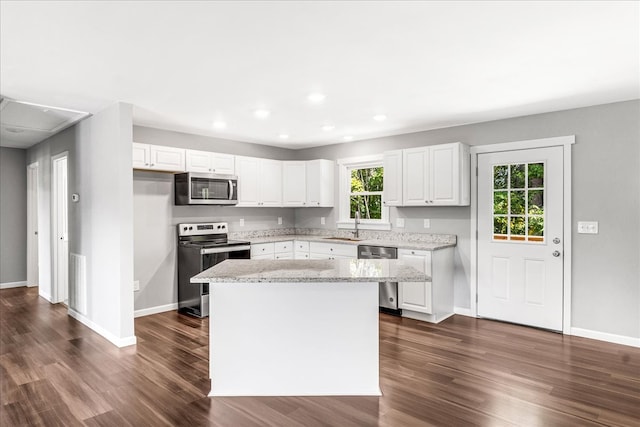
[357, 245, 401, 315]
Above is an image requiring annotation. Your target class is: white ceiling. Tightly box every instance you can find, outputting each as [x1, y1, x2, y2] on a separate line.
[1, 1, 638, 150]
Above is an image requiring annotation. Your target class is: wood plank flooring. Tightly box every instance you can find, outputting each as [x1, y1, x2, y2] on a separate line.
[1, 286, 639, 426]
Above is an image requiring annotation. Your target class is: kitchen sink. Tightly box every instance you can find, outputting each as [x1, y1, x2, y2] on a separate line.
[322, 237, 362, 242]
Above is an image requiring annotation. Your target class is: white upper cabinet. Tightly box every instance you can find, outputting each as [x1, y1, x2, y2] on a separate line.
[235, 156, 282, 207]
[383, 150, 403, 206]
[282, 161, 307, 207]
[402, 142, 469, 206]
[185, 149, 235, 175]
[306, 159, 334, 207]
[132, 142, 185, 172]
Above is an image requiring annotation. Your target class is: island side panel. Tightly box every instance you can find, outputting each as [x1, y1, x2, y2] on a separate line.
[209, 281, 380, 396]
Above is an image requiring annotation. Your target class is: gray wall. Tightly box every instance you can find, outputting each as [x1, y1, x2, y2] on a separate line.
[27, 103, 136, 345]
[131, 127, 297, 312]
[0, 147, 27, 284]
[294, 100, 640, 339]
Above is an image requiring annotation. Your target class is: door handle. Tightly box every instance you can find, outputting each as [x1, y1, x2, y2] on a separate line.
[552, 251, 561, 257]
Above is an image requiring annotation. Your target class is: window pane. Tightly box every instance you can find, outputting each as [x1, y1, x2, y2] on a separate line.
[351, 167, 383, 192]
[510, 164, 525, 188]
[528, 216, 544, 237]
[528, 190, 544, 215]
[510, 216, 525, 236]
[493, 191, 508, 214]
[494, 165, 508, 189]
[494, 216, 507, 235]
[528, 163, 544, 188]
[510, 191, 525, 214]
[350, 195, 382, 219]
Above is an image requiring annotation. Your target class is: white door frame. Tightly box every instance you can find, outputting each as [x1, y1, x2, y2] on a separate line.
[52, 151, 69, 304]
[470, 136, 574, 334]
[27, 162, 40, 287]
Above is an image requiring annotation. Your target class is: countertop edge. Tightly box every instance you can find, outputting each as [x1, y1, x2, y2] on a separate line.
[244, 234, 456, 250]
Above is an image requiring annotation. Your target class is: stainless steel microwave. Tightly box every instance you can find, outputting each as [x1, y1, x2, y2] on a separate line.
[175, 172, 238, 205]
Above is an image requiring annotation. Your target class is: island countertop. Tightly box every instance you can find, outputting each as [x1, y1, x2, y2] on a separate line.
[191, 259, 430, 283]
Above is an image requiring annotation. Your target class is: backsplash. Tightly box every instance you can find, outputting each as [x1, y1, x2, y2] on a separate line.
[229, 227, 456, 244]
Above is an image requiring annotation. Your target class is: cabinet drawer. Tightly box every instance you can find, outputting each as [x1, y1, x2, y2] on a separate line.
[251, 243, 274, 257]
[274, 253, 293, 260]
[274, 241, 293, 253]
[294, 240, 310, 252]
[309, 242, 357, 258]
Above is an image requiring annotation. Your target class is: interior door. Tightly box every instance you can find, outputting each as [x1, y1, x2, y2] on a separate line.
[27, 163, 39, 287]
[477, 146, 563, 331]
[53, 155, 69, 304]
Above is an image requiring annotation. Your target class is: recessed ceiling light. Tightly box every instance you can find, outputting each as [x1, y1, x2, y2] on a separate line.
[254, 109, 270, 119]
[307, 93, 326, 103]
[373, 114, 387, 122]
[343, 135, 353, 141]
[322, 124, 335, 131]
[212, 121, 227, 129]
[279, 134, 289, 139]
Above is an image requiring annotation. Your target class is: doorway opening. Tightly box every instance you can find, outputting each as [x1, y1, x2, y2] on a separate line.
[27, 162, 39, 288]
[52, 152, 69, 304]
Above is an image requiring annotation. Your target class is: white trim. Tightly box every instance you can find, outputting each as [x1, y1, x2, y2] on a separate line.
[337, 154, 383, 165]
[27, 162, 40, 288]
[39, 290, 52, 302]
[337, 154, 389, 225]
[571, 327, 640, 348]
[0, 281, 27, 289]
[134, 303, 179, 318]
[469, 135, 574, 334]
[454, 306, 473, 317]
[68, 308, 138, 347]
[51, 151, 69, 304]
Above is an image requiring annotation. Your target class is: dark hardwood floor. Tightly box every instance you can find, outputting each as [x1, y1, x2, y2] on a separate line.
[1, 286, 639, 426]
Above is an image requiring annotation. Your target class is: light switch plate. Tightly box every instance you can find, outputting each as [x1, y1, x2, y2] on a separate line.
[423, 219, 431, 229]
[577, 221, 598, 234]
[239, 218, 245, 227]
[321, 217, 326, 225]
[133, 280, 140, 292]
[396, 218, 405, 228]
[278, 217, 282, 225]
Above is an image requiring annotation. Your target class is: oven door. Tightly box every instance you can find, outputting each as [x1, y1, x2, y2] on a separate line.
[201, 245, 251, 270]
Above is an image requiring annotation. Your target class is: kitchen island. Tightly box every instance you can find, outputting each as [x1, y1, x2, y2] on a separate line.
[191, 258, 429, 397]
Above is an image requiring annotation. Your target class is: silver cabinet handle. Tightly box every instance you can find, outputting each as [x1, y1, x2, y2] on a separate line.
[552, 251, 561, 257]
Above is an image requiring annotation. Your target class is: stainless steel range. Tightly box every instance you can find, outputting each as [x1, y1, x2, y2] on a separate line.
[177, 222, 250, 318]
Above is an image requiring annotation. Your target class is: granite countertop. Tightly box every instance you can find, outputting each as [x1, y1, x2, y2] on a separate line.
[245, 234, 456, 251]
[191, 259, 430, 283]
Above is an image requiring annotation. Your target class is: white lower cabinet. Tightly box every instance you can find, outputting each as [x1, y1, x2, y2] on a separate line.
[309, 241, 357, 260]
[274, 241, 294, 259]
[294, 240, 310, 259]
[398, 247, 454, 323]
[251, 243, 275, 259]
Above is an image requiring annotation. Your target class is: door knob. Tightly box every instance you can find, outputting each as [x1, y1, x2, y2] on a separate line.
[552, 251, 561, 257]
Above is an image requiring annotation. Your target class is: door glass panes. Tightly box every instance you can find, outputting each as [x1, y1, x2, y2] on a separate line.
[492, 162, 545, 243]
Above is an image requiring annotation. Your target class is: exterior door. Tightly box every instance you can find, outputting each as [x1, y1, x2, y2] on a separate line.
[477, 146, 563, 331]
[52, 154, 69, 304]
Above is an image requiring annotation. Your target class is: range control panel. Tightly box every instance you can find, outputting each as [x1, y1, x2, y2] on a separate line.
[178, 222, 228, 236]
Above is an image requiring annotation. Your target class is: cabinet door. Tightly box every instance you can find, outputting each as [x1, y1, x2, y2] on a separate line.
[306, 159, 334, 207]
[402, 147, 429, 206]
[398, 249, 432, 313]
[211, 153, 235, 175]
[429, 143, 459, 205]
[282, 162, 307, 207]
[132, 143, 150, 169]
[235, 156, 260, 206]
[251, 242, 274, 258]
[185, 149, 212, 173]
[383, 150, 403, 206]
[259, 159, 283, 207]
[150, 145, 185, 172]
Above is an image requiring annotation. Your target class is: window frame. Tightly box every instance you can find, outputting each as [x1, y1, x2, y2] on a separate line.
[336, 154, 391, 231]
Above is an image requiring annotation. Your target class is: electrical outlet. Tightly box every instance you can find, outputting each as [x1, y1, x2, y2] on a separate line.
[239, 218, 245, 227]
[577, 221, 598, 234]
[321, 217, 326, 225]
[133, 280, 140, 292]
[423, 219, 431, 229]
[396, 218, 405, 228]
[278, 217, 282, 225]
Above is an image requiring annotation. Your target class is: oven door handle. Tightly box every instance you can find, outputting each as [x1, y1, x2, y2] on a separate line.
[201, 245, 251, 255]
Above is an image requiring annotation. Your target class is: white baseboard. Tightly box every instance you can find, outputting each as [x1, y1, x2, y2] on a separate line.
[39, 290, 52, 302]
[134, 302, 178, 318]
[0, 280, 27, 289]
[68, 308, 137, 348]
[454, 306, 474, 317]
[570, 327, 640, 348]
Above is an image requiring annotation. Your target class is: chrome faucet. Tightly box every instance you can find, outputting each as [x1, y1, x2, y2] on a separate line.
[353, 211, 361, 239]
